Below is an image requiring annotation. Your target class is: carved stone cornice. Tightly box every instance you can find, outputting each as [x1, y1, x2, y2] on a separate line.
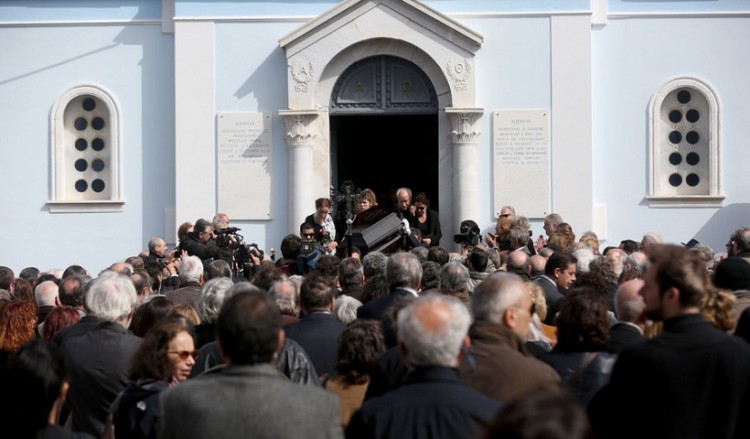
[279, 110, 319, 147]
[445, 108, 483, 144]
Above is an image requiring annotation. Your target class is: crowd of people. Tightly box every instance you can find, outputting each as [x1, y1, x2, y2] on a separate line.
[2, 190, 750, 439]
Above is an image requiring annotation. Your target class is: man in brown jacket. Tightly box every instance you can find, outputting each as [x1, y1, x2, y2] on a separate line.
[459, 272, 560, 402]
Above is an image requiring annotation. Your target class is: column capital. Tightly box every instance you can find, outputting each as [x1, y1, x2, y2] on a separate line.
[279, 109, 319, 147]
[445, 107, 484, 144]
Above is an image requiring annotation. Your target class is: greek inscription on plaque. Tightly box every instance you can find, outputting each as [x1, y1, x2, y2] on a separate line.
[492, 110, 550, 219]
[217, 113, 272, 220]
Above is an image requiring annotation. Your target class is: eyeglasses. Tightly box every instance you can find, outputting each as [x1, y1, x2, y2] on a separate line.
[415, 206, 426, 211]
[499, 214, 511, 218]
[726, 241, 734, 248]
[302, 233, 315, 239]
[169, 350, 199, 360]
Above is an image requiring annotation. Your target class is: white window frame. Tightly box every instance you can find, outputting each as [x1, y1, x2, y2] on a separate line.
[646, 76, 724, 207]
[49, 84, 124, 213]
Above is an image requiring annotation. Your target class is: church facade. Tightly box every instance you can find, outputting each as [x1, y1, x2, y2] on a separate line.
[1, 0, 748, 274]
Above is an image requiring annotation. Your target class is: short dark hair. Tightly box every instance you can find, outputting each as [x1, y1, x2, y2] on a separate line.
[217, 290, 280, 365]
[427, 246, 449, 266]
[421, 261, 442, 290]
[545, 252, 577, 277]
[299, 222, 315, 235]
[468, 248, 489, 272]
[338, 257, 363, 287]
[619, 239, 639, 254]
[299, 271, 336, 312]
[59, 275, 86, 307]
[62, 265, 87, 280]
[0, 266, 14, 290]
[193, 218, 212, 234]
[335, 320, 386, 385]
[315, 255, 340, 280]
[280, 234, 302, 259]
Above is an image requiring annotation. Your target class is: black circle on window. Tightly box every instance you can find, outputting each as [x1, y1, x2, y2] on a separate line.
[669, 152, 682, 166]
[75, 179, 88, 192]
[686, 109, 700, 123]
[91, 117, 105, 130]
[686, 174, 700, 187]
[92, 138, 105, 151]
[677, 90, 691, 104]
[82, 98, 96, 111]
[668, 110, 682, 123]
[92, 179, 106, 193]
[92, 159, 105, 172]
[686, 152, 700, 165]
[75, 138, 88, 151]
[74, 159, 88, 172]
[669, 131, 682, 144]
[669, 173, 682, 187]
[686, 131, 700, 144]
[74, 118, 88, 131]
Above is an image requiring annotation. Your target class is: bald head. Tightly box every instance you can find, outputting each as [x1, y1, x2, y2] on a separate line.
[615, 279, 646, 324]
[529, 255, 547, 277]
[506, 251, 530, 277]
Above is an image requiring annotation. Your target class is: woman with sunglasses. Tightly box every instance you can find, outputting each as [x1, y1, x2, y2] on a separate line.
[110, 317, 197, 439]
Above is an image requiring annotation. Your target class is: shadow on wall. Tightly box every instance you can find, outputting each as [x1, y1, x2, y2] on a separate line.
[692, 203, 750, 252]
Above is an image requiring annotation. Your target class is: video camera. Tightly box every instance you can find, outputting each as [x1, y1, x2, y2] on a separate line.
[214, 227, 264, 280]
[454, 221, 482, 247]
[297, 238, 322, 274]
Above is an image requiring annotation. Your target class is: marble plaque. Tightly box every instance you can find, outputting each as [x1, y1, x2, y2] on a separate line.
[493, 110, 550, 219]
[217, 112, 272, 220]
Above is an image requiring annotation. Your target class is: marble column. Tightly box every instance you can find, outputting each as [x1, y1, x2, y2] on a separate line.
[445, 108, 483, 228]
[280, 110, 319, 233]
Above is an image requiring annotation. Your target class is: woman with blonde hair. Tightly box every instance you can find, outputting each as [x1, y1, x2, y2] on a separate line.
[548, 222, 576, 253]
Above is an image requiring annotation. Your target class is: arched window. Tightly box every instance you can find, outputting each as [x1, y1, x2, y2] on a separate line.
[647, 77, 723, 207]
[49, 85, 124, 212]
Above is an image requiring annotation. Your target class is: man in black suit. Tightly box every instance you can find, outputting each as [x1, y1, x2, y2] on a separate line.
[589, 244, 750, 439]
[357, 252, 421, 346]
[346, 293, 501, 439]
[606, 279, 646, 354]
[532, 252, 577, 325]
[284, 271, 346, 377]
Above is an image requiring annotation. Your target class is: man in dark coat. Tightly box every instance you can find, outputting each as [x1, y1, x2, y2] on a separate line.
[61, 272, 141, 438]
[346, 293, 501, 439]
[356, 252, 421, 347]
[589, 244, 750, 439]
[459, 272, 560, 402]
[606, 278, 646, 354]
[284, 272, 346, 377]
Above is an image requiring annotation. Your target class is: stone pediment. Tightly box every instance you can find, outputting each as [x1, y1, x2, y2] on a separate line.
[279, 0, 483, 56]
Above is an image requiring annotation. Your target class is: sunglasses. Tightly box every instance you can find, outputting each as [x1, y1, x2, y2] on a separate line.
[169, 350, 199, 360]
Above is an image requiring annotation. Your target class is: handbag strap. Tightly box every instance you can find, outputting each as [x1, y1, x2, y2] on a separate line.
[565, 352, 598, 388]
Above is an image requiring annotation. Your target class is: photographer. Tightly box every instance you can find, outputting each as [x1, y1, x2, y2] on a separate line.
[454, 220, 483, 257]
[178, 218, 222, 261]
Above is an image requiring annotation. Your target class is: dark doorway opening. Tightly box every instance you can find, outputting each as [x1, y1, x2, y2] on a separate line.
[331, 114, 439, 211]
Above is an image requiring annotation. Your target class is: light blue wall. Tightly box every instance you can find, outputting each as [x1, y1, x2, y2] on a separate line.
[2, 0, 749, 275]
[462, 16, 552, 236]
[174, 0, 590, 17]
[592, 16, 750, 251]
[0, 23, 174, 275]
[0, 1, 161, 21]
[213, 21, 298, 253]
